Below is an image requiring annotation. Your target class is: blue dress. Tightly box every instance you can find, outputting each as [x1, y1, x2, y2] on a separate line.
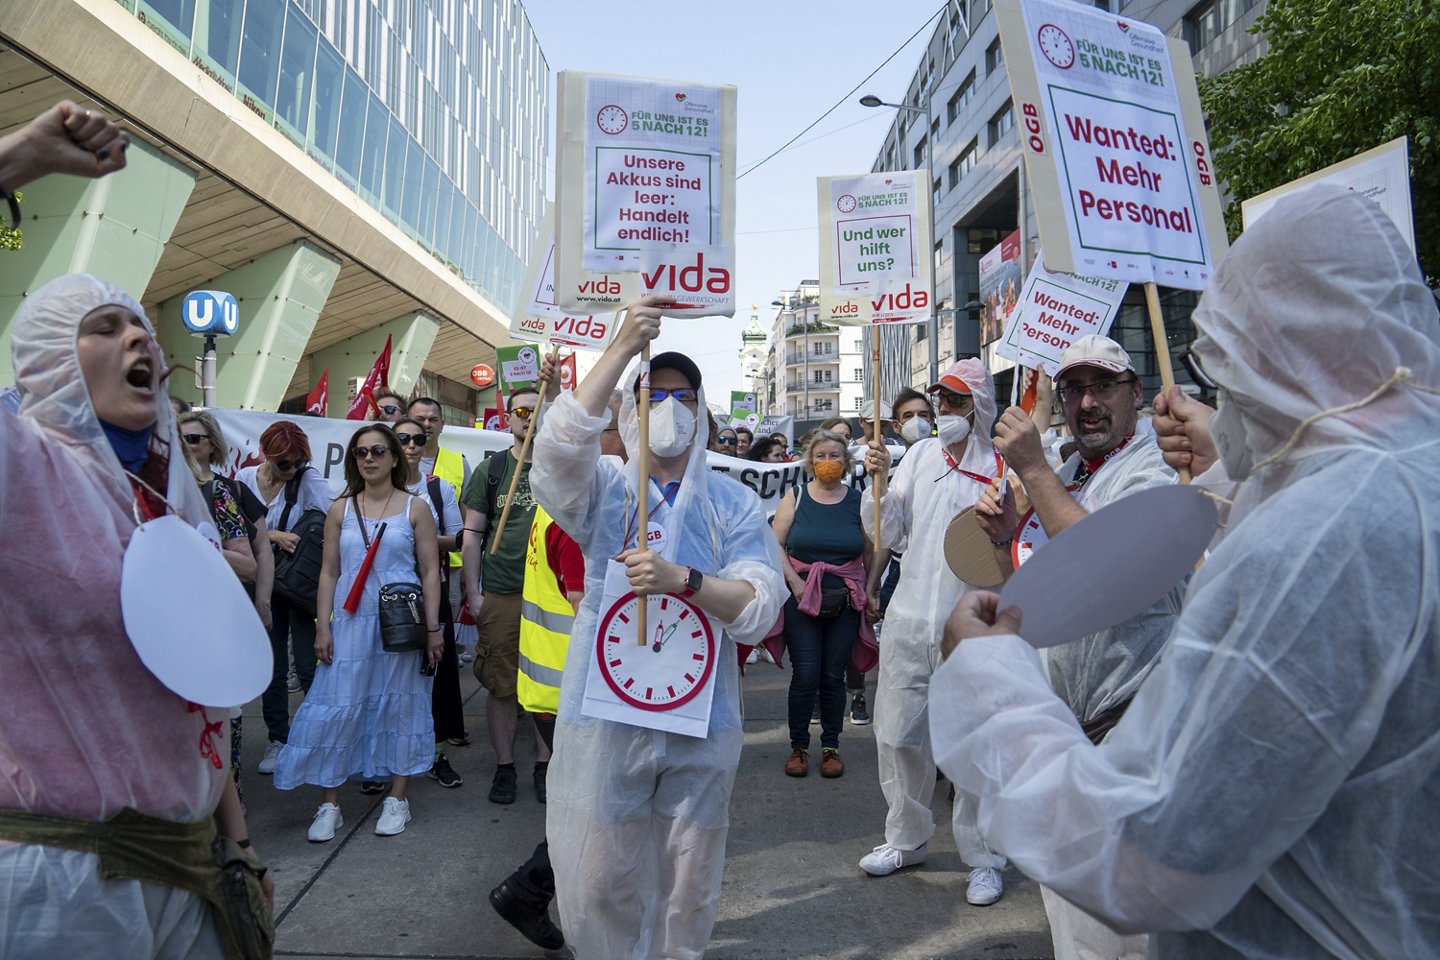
[275, 497, 434, 788]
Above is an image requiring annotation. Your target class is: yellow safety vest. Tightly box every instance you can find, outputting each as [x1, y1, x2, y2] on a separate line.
[432, 446, 465, 569]
[517, 507, 575, 715]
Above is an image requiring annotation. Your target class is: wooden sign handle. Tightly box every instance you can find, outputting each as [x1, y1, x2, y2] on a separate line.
[1143, 282, 1190, 484]
[872, 337, 884, 554]
[489, 343, 563, 555]
[636, 345, 651, 645]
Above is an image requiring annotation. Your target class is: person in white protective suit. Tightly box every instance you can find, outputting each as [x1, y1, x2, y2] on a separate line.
[977, 334, 1180, 960]
[929, 184, 1440, 958]
[0, 275, 273, 957]
[530, 295, 786, 960]
[858, 359, 1009, 906]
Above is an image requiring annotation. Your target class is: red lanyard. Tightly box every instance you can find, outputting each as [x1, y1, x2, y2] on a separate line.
[1072, 431, 1136, 487]
[941, 446, 1004, 486]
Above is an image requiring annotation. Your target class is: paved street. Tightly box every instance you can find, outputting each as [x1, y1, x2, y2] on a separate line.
[244, 658, 1053, 960]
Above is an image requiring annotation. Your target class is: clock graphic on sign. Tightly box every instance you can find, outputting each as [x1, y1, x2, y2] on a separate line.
[596, 104, 628, 135]
[596, 592, 715, 711]
[836, 194, 858, 213]
[1037, 24, 1075, 69]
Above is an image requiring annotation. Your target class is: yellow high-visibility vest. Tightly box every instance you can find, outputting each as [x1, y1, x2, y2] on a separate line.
[517, 506, 574, 714]
[432, 446, 465, 569]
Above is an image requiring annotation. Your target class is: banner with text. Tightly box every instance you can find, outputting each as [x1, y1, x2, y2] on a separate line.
[817, 171, 933, 325]
[554, 71, 737, 317]
[995, 0, 1227, 288]
[514, 203, 629, 350]
[995, 249, 1128, 375]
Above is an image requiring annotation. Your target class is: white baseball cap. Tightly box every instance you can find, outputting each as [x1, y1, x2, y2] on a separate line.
[1055, 335, 1135, 379]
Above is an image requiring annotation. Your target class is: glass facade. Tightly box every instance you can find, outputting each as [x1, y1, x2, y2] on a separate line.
[130, 0, 548, 314]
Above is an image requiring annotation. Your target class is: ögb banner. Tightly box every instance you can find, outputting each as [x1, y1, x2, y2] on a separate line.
[995, 249, 1128, 376]
[513, 202, 626, 351]
[554, 71, 737, 317]
[817, 171, 933, 325]
[995, 0, 1226, 289]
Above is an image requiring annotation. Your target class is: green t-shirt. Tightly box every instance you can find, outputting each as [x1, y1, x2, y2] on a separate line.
[461, 449, 534, 595]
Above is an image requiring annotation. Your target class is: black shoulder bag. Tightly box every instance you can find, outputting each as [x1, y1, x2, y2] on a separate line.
[272, 467, 327, 616]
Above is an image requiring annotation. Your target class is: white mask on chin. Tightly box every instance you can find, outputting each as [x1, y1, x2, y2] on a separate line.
[936, 413, 973, 445]
[648, 397, 696, 458]
[900, 417, 933, 444]
[1211, 388, 1254, 480]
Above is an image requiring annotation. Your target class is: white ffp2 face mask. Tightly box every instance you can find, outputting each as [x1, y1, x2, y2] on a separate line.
[936, 413, 973, 445]
[1212, 388, 1254, 480]
[900, 417, 933, 444]
[648, 397, 696, 458]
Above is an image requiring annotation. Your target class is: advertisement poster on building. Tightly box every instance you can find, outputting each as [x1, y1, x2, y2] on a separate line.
[995, 248, 1128, 375]
[1241, 136, 1415, 252]
[514, 202, 629, 350]
[995, 0, 1227, 289]
[979, 231, 1023, 345]
[816, 171, 933, 326]
[553, 70, 737, 317]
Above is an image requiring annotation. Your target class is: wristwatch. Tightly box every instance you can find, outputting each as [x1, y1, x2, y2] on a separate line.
[679, 566, 703, 598]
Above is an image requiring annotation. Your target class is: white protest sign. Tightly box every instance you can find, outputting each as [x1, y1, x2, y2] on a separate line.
[1241, 136, 1415, 253]
[513, 203, 628, 352]
[996, 0, 1227, 289]
[500, 345, 540, 385]
[995, 249, 1128, 375]
[554, 71, 737, 317]
[818, 171, 934, 325]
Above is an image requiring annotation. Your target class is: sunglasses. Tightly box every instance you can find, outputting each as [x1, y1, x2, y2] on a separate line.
[394, 431, 426, 446]
[353, 444, 391, 461]
[648, 388, 697, 404]
[273, 459, 306, 471]
[716, 437, 738, 447]
[181, 433, 208, 446]
[377, 404, 401, 415]
[509, 406, 534, 420]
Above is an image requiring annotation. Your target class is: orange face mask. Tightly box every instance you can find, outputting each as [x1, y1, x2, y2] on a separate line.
[813, 460, 845, 484]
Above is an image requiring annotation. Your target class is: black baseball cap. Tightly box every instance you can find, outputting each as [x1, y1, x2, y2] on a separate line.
[644, 351, 703, 392]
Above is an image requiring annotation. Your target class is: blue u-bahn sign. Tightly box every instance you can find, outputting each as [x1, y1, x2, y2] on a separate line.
[181, 290, 239, 337]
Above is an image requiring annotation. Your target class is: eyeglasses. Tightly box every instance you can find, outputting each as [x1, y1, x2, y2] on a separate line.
[181, 433, 208, 446]
[647, 388, 698, 404]
[353, 444, 391, 461]
[273, 459, 306, 471]
[1055, 376, 1138, 405]
[509, 406, 534, 420]
[935, 391, 972, 412]
[394, 431, 426, 446]
[377, 404, 401, 415]
[716, 437, 737, 447]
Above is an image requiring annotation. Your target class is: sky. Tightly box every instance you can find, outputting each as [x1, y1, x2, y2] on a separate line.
[521, 0, 946, 400]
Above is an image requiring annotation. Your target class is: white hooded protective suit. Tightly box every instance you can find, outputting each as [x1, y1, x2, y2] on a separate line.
[0, 275, 226, 956]
[859, 358, 1005, 867]
[530, 368, 786, 960]
[929, 186, 1440, 957]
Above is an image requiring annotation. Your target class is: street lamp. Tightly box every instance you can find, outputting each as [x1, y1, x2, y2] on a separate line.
[860, 91, 939, 385]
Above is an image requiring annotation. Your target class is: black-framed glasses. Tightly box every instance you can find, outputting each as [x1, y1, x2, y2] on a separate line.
[648, 388, 698, 404]
[1055, 376, 1138, 405]
[935, 391, 972, 412]
[181, 433, 208, 446]
[353, 444, 391, 460]
[274, 459, 306, 471]
[394, 431, 426, 446]
[509, 406, 534, 420]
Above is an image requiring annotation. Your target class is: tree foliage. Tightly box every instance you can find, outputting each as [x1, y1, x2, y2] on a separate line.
[1199, 0, 1439, 281]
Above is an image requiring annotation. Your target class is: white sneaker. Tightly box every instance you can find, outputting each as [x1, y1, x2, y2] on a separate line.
[374, 796, 411, 836]
[966, 866, 1004, 905]
[257, 741, 282, 775]
[859, 842, 927, 876]
[307, 802, 343, 842]
[745, 647, 760, 665]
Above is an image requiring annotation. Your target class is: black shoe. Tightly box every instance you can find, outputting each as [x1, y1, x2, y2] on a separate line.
[360, 780, 388, 795]
[489, 879, 564, 950]
[489, 765, 517, 804]
[849, 692, 871, 726]
[428, 753, 463, 788]
[533, 762, 548, 804]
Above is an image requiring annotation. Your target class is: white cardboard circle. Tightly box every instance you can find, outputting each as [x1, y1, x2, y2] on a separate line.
[997, 485, 1217, 649]
[121, 515, 273, 707]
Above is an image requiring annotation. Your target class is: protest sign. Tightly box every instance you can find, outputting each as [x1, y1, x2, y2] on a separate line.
[554, 71, 737, 317]
[1241, 136, 1415, 253]
[728, 409, 761, 432]
[979, 231, 1023, 345]
[730, 391, 757, 413]
[817, 171, 934, 325]
[496, 344, 541, 393]
[995, 249, 1128, 375]
[995, 0, 1227, 288]
[514, 203, 628, 350]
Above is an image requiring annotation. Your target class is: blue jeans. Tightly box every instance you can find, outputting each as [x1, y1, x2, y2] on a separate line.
[261, 592, 317, 743]
[784, 596, 859, 750]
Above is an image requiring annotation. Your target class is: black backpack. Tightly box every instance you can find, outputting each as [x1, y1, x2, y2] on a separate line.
[272, 467, 327, 616]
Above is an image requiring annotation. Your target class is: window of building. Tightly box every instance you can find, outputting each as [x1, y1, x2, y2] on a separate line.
[949, 138, 979, 189]
[308, 39, 344, 164]
[1184, 0, 1261, 53]
[854, 367, 864, 382]
[985, 37, 1003, 75]
[333, 65, 368, 186]
[946, 70, 976, 124]
[988, 100, 1014, 147]
[142, 0, 195, 48]
[191, 0, 242, 90]
[914, 134, 927, 169]
[274, 6, 318, 142]
[237, 0, 284, 107]
[357, 92, 388, 203]
[814, 399, 833, 413]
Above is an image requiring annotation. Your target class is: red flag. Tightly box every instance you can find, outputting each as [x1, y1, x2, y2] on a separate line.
[346, 335, 393, 420]
[495, 384, 509, 430]
[305, 368, 329, 417]
[559, 353, 578, 392]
